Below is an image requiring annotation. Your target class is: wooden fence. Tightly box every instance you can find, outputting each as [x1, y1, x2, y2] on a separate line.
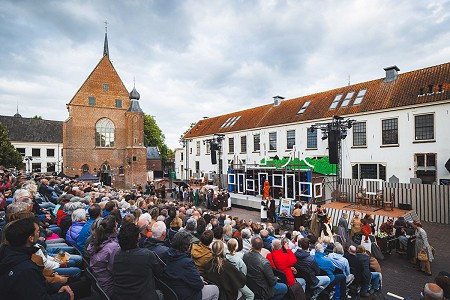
[339, 179, 450, 224]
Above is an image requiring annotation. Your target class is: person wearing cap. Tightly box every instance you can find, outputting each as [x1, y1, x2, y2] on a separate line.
[379, 218, 394, 235]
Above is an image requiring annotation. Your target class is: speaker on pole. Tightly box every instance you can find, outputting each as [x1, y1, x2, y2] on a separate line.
[210, 142, 217, 165]
[328, 130, 339, 164]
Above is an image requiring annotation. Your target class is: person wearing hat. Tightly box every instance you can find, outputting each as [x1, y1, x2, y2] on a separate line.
[380, 218, 395, 235]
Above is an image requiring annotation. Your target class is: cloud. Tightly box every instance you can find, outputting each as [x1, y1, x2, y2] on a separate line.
[1, 0, 450, 150]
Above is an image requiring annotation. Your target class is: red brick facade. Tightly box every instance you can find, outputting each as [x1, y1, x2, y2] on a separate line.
[63, 54, 147, 189]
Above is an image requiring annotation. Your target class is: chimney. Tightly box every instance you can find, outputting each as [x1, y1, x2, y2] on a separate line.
[273, 95, 285, 106]
[384, 65, 400, 82]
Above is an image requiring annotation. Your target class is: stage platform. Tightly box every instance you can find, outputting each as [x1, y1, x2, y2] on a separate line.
[230, 192, 419, 230]
[322, 201, 418, 231]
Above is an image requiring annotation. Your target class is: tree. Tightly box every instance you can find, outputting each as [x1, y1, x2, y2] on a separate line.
[32, 115, 42, 120]
[179, 122, 197, 145]
[0, 122, 24, 169]
[143, 114, 174, 168]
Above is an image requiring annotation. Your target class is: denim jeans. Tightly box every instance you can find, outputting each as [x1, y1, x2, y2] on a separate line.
[311, 275, 331, 297]
[272, 282, 288, 300]
[47, 246, 75, 254]
[48, 254, 82, 267]
[328, 274, 347, 300]
[53, 266, 81, 278]
[361, 272, 380, 292]
[295, 278, 307, 291]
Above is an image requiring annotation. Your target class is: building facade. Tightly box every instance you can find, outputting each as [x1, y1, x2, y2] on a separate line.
[179, 63, 450, 186]
[0, 115, 63, 174]
[63, 34, 147, 189]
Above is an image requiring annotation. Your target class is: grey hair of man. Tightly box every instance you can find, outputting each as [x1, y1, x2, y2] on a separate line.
[12, 189, 32, 203]
[71, 208, 87, 222]
[152, 221, 167, 240]
[260, 229, 269, 238]
[348, 245, 357, 254]
[185, 218, 197, 232]
[241, 228, 251, 239]
[139, 213, 152, 223]
[156, 215, 165, 222]
[423, 283, 444, 300]
[271, 239, 282, 250]
[64, 201, 84, 214]
[6, 202, 30, 218]
[333, 242, 344, 254]
[315, 242, 325, 253]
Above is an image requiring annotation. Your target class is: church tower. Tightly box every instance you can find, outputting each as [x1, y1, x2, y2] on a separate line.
[63, 30, 147, 188]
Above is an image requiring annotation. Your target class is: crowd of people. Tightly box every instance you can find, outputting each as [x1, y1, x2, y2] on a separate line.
[0, 169, 449, 300]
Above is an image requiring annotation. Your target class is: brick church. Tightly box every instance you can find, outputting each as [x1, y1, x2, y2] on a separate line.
[63, 32, 147, 189]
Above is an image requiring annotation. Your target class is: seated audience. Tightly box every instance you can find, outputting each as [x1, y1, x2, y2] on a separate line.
[191, 229, 214, 274]
[112, 222, 162, 300]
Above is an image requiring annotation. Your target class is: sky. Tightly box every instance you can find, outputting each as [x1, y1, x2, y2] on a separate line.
[1, 0, 450, 150]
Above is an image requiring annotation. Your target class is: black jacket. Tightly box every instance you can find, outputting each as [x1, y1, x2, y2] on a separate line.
[112, 247, 162, 300]
[142, 237, 170, 262]
[294, 248, 320, 287]
[0, 245, 69, 300]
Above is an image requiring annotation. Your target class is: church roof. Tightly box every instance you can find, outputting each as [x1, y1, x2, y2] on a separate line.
[67, 55, 130, 109]
[0, 115, 63, 143]
[183, 61, 450, 139]
[147, 147, 161, 160]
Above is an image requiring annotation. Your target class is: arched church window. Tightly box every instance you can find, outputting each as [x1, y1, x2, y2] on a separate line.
[101, 163, 111, 172]
[81, 164, 89, 173]
[96, 118, 115, 147]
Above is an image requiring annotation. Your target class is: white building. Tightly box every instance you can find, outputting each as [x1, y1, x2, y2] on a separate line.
[0, 114, 63, 174]
[179, 63, 450, 186]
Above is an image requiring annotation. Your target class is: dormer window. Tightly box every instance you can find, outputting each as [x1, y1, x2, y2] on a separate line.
[419, 88, 424, 96]
[428, 85, 433, 94]
[297, 101, 310, 114]
[103, 84, 109, 91]
[329, 94, 342, 109]
[353, 89, 367, 105]
[341, 92, 354, 107]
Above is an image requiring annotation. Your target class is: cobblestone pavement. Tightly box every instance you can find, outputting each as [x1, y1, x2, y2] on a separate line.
[224, 206, 450, 299]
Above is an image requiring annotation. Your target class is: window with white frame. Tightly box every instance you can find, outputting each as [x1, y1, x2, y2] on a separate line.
[253, 134, 260, 152]
[240, 136, 247, 153]
[353, 122, 366, 146]
[286, 130, 295, 149]
[353, 89, 367, 105]
[269, 132, 277, 151]
[228, 137, 234, 154]
[307, 127, 317, 149]
[329, 94, 342, 109]
[95, 118, 115, 147]
[196, 141, 200, 156]
[352, 163, 386, 180]
[414, 114, 434, 141]
[341, 91, 354, 107]
[206, 142, 210, 154]
[382, 118, 398, 145]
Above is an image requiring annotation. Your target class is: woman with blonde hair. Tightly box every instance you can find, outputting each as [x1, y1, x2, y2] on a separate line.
[350, 211, 362, 239]
[226, 238, 254, 300]
[204, 241, 246, 300]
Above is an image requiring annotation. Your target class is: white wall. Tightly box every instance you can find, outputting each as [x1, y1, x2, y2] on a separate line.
[176, 102, 450, 184]
[12, 142, 63, 173]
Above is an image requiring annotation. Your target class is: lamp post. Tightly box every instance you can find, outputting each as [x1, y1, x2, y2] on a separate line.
[25, 156, 33, 174]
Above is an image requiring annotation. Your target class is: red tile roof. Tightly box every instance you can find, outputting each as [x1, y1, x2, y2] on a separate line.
[184, 62, 450, 139]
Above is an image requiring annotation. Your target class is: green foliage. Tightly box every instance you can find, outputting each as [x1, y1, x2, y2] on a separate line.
[143, 114, 173, 167]
[0, 123, 24, 169]
[179, 122, 196, 145]
[32, 115, 42, 120]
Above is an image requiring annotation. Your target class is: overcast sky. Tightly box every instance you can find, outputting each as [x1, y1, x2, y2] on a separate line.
[1, 0, 449, 150]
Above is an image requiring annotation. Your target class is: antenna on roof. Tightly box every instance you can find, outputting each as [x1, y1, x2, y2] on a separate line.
[348, 75, 351, 86]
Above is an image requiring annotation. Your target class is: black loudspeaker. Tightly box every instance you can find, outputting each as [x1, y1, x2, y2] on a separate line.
[399, 203, 412, 210]
[210, 143, 219, 165]
[445, 158, 450, 173]
[328, 130, 339, 164]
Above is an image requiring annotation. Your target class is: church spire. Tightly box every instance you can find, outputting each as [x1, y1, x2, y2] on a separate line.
[103, 20, 109, 57]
